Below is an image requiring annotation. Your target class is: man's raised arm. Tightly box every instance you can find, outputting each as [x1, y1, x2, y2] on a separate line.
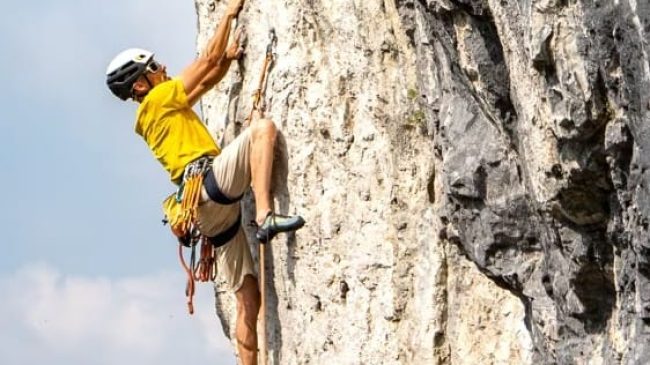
[180, 0, 244, 106]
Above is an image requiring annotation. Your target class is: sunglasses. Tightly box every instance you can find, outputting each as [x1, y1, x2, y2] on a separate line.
[146, 60, 162, 73]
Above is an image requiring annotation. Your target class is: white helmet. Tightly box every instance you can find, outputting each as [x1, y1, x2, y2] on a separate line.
[106, 48, 154, 100]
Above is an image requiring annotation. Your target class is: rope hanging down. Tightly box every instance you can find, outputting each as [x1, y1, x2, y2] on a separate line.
[178, 234, 216, 314]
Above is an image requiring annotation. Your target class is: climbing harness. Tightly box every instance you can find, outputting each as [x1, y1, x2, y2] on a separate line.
[163, 155, 245, 314]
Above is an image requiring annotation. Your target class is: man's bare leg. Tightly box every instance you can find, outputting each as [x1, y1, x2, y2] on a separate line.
[235, 275, 261, 365]
[249, 115, 276, 224]
[248, 114, 305, 243]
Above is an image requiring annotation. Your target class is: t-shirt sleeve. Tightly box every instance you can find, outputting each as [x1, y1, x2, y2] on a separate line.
[150, 79, 189, 114]
[159, 78, 189, 111]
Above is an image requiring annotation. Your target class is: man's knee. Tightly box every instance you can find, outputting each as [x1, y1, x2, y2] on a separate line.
[251, 118, 277, 141]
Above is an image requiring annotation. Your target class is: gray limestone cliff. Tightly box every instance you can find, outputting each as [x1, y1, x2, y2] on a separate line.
[194, 0, 650, 364]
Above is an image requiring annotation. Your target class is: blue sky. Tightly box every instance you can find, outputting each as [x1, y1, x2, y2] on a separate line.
[0, 1, 234, 363]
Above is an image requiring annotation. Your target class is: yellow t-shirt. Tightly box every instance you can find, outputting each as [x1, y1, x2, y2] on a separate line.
[135, 78, 220, 184]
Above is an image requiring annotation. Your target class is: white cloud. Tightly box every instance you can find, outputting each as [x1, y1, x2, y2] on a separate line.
[0, 263, 235, 365]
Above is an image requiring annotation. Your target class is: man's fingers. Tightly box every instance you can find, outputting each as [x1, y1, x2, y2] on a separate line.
[232, 27, 243, 43]
[226, 26, 246, 60]
[225, 47, 243, 60]
[228, 44, 245, 60]
[234, 26, 247, 46]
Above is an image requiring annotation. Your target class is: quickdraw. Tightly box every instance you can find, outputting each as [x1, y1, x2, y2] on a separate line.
[179, 157, 210, 232]
[246, 28, 277, 124]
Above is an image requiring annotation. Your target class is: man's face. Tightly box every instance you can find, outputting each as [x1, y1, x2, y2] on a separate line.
[144, 60, 169, 83]
[131, 59, 170, 100]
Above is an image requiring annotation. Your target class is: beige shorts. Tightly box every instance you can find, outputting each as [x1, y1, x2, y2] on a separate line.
[196, 129, 256, 292]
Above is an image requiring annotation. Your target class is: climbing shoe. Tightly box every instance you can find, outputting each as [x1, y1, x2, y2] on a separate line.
[255, 212, 305, 243]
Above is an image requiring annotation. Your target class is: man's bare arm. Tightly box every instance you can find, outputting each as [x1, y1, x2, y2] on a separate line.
[180, 0, 244, 105]
[185, 33, 243, 104]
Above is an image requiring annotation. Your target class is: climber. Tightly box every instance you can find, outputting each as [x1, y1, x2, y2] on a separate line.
[104, 0, 304, 363]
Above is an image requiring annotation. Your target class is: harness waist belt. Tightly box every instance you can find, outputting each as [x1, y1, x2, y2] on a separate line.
[206, 213, 242, 247]
[203, 166, 244, 205]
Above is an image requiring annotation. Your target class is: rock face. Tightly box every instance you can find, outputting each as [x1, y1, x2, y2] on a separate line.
[195, 0, 650, 364]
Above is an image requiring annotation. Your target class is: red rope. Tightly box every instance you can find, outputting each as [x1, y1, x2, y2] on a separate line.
[178, 243, 195, 315]
[178, 238, 218, 315]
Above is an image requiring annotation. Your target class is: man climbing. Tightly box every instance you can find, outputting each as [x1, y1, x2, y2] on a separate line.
[104, 0, 305, 363]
